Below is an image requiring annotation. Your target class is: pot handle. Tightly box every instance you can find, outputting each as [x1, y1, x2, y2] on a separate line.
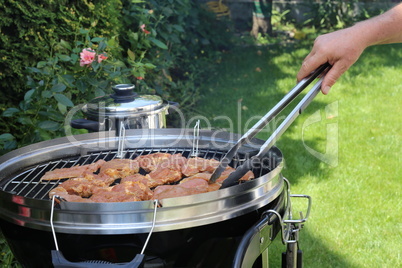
[167, 101, 180, 113]
[51, 250, 144, 268]
[70, 119, 100, 132]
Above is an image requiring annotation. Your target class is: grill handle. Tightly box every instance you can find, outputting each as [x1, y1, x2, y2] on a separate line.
[50, 198, 158, 268]
[232, 178, 289, 268]
[51, 251, 145, 268]
[234, 178, 312, 268]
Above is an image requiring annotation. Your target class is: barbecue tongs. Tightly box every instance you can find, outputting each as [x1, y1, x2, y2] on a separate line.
[210, 63, 331, 188]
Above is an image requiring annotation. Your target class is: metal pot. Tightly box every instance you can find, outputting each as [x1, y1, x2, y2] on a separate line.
[70, 84, 178, 134]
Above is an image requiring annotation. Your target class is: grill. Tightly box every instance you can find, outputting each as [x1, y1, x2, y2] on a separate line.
[0, 129, 302, 268]
[1, 146, 269, 201]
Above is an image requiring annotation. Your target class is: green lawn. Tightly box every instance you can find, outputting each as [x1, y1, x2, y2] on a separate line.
[196, 43, 401, 267]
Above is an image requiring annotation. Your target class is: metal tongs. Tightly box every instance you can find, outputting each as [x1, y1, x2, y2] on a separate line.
[210, 63, 331, 188]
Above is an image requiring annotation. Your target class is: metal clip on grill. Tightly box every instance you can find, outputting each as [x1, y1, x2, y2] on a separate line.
[50, 197, 160, 268]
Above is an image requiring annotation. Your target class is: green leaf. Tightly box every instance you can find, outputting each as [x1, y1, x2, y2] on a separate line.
[76, 79, 86, 93]
[54, 94, 74, 107]
[110, 60, 126, 68]
[37, 61, 47, 68]
[91, 37, 104, 43]
[61, 74, 75, 88]
[38, 129, 53, 141]
[98, 41, 107, 51]
[59, 39, 72, 50]
[109, 71, 122, 79]
[18, 117, 33, 125]
[148, 37, 168, 49]
[51, 83, 66, 92]
[58, 54, 71, 62]
[57, 103, 67, 114]
[4, 140, 17, 150]
[26, 67, 41, 74]
[91, 60, 100, 72]
[144, 63, 156, 69]
[24, 89, 35, 101]
[130, 32, 139, 42]
[107, 37, 118, 49]
[70, 53, 79, 64]
[80, 28, 89, 34]
[38, 120, 59, 131]
[86, 77, 99, 86]
[95, 88, 105, 97]
[127, 49, 135, 60]
[172, 25, 185, 32]
[72, 47, 82, 54]
[41, 90, 52, 98]
[0, 133, 15, 142]
[98, 80, 109, 90]
[2, 108, 20, 117]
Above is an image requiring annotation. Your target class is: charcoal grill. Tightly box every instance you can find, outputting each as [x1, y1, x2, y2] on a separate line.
[0, 129, 310, 268]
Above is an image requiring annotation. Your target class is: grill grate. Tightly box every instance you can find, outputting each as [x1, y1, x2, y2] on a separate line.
[0, 147, 267, 200]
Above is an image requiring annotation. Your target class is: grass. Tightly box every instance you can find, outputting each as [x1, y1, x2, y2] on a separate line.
[195, 42, 401, 267]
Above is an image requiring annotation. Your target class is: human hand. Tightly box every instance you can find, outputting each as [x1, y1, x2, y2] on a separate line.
[297, 28, 367, 94]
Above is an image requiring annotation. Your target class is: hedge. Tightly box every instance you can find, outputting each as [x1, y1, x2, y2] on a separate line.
[0, 0, 234, 153]
[0, 0, 123, 105]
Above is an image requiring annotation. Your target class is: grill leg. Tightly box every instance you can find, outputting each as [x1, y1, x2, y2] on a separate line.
[261, 248, 269, 268]
[285, 242, 297, 268]
[282, 242, 303, 268]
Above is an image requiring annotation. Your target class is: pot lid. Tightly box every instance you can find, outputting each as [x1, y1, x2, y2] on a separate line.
[83, 84, 165, 117]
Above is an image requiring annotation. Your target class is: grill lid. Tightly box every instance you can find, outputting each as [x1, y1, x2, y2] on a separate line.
[83, 84, 166, 118]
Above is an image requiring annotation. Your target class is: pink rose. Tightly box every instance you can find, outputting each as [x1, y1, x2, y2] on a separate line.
[80, 48, 96, 66]
[136, 76, 144, 80]
[97, 53, 108, 63]
[140, 24, 150, 35]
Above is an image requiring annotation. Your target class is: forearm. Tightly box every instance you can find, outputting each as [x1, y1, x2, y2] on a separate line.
[355, 3, 402, 47]
[296, 3, 402, 94]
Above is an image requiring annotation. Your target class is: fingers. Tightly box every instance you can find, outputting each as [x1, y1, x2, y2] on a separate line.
[296, 51, 328, 83]
[298, 54, 353, 95]
[321, 60, 351, 94]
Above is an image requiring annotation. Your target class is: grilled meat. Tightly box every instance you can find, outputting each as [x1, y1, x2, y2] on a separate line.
[99, 158, 140, 179]
[90, 181, 153, 202]
[47, 153, 255, 202]
[153, 178, 208, 200]
[181, 157, 220, 177]
[40, 159, 106, 181]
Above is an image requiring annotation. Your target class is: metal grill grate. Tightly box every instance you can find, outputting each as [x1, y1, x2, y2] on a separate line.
[0, 147, 267, 200]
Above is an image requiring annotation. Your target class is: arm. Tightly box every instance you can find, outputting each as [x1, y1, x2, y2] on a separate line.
[297, 3, 402, 94]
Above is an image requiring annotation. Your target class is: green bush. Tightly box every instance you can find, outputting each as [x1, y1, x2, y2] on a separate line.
[301, 0, 387, 30]
[0, 0, 235, 153]
[0, 0, 123, 106]
[120, 0, 233, 106]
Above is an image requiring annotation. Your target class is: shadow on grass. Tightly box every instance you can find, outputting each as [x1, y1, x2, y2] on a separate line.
[268, 228, 355, 268]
